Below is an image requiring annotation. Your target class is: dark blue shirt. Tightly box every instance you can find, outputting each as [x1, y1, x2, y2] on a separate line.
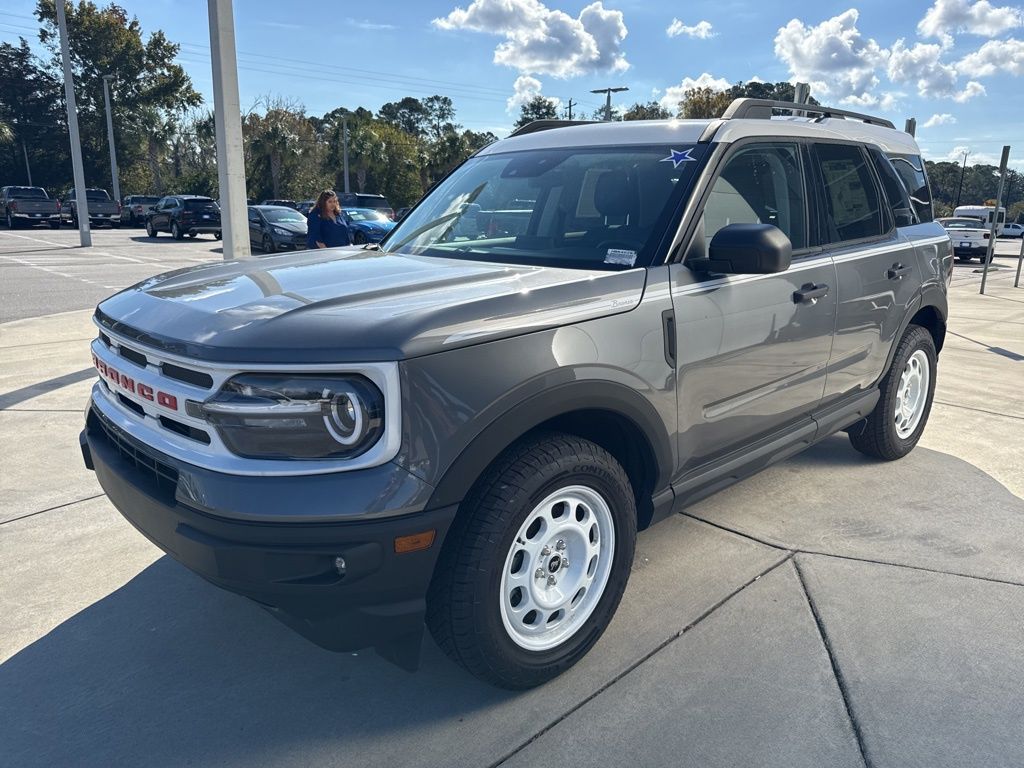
[306, 210, 351, 249]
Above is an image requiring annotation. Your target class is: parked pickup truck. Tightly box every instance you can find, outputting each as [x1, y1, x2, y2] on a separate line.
[62, 187, 121, 228]
[0, 186, 61, 229]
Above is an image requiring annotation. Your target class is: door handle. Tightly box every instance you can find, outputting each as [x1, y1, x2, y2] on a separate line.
[887, 263, 913, 280]
[793, 283, 829, 304]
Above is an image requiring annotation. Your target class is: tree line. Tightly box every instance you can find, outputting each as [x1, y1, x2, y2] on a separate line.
[1, 2, 1019, 218]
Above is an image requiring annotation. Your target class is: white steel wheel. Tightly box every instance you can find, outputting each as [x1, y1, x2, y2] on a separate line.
[499, 485, 615, 652]
[895, 349, 930, 439]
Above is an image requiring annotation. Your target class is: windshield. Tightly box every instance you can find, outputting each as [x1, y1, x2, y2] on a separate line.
[136, 196, 160, 204]
[356, 195, 388, 207]
[86, 189, 110, 201]
[264, 208, 305, 223]
[345, 208, 390, 223]
[381, 144, 706, 269]
[8, 187, 47, 200]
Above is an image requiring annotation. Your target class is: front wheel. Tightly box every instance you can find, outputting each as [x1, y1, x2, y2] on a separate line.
[213, 231, 222, 240]
[849, 324, 937, 461]
[427, 433, 636, 689]
[262, 235, 275, 253]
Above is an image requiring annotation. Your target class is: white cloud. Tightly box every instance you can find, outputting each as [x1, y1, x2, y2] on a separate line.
[888, 40, 959, 98]
[774, 9, 887, 102]
[958, 38, 1024, 76]
[922, 112, 957, 127]
[953, 79, 987, 100]
[666, 19, 714, 39]
[657, 72, 731, 112]
[918, 0, 1024, 45]
[842, 91, 901, 111]
[346, 18, 396, 31]
[506, 75, 561, 113]
[433, 0, 629, 78]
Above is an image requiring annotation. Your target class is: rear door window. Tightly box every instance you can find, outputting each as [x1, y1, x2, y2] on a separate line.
[870, 149, 916, 227]
[813, 143, 885, 243]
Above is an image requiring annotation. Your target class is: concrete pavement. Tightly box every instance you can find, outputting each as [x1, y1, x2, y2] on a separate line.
[1, 236, 1023, 767]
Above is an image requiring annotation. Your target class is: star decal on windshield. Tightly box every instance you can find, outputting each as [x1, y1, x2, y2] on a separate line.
[660, 148, 697, 168]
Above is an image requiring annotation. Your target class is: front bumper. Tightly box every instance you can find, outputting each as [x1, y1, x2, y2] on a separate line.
[81, 406, 455, 659]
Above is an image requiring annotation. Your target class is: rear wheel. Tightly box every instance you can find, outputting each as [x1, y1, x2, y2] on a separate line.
[427, 433, 636, 689]
[849, 324, 936, 461]
[5, 211, 14, 229]
[171, 221, 183, 240]
[146, 219, 158, 238]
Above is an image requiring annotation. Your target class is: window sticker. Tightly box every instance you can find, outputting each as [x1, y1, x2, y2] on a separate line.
[604, 248, 637, 266]
[659, 148, 697, 168]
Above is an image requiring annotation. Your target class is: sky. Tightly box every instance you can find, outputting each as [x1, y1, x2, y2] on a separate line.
[2, 0, 1024, 167]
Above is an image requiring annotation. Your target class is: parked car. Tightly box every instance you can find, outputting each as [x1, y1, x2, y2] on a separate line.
[260, 199, 297, 209]
[121, 195, 162, 227]
[394, 206, 413, 221]
[342, 207, 396, 244]
[62, 187, 120, 228]
[248, 205, 308, 252]
[146, 195, 221, 240]
[998, 222, 1024, 238]
[339, 192, 394, 220]
[296, 200, 315, 216]
[80, 98, 950, 689]
[938, 217, 993, 262]
[0, 185, 61, 229]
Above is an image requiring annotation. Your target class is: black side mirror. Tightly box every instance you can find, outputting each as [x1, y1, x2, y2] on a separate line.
[694, 223, 792, 274]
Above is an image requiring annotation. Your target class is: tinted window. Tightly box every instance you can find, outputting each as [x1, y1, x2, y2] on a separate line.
[870, 150, 916, 227]
[8, 187, 47, 199]
[815, 144, 884, 242]
[702, 143, 807, 250]
[356, 195, 388, 208]
[184, 198, 217, 210]
[888, 153, 933, 223]
[86, 189, 110, 201]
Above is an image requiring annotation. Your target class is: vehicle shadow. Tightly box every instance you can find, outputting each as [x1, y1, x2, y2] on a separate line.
[0, 558, 512, 767]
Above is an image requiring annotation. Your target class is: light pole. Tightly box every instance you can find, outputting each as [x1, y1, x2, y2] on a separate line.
[208, 0, 250, 259]
[955, 150, 969, 209]
[56, 0, 90, 246]
[590, 86, 629, 121]
[102, 74, 121, 204]
[342, 117, 350, 194]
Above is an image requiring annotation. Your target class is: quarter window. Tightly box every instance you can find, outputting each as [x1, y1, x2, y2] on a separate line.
[702, 143, 807, 251]
[888, 154, 933, 223]
[815, 144, 885, 243]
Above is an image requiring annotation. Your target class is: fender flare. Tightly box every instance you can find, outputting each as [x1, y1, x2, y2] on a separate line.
[878, 286, 948, 385]
[424, 379, 674, 511]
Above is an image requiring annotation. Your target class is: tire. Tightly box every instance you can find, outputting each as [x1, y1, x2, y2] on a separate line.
[849, 324, 937, 461]
[5, 212, 14, 229]
[427, 432, 637, 689]
[262, 235, 275, 253]
[213, 231, 222, 240]
[146, 219, 158, 238]
[49, 221, 60, 229]
[188, 232, 197, 238]
[352, 231, 366, 245]
[171, 221, 183, 240]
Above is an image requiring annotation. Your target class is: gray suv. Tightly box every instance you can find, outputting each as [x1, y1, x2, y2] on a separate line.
[80, 99, 951, 688]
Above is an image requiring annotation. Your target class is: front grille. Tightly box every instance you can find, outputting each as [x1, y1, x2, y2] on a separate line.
[118, 345, 147, 367]
[158, 415, 211, 444]
[91, 409, 179, 493]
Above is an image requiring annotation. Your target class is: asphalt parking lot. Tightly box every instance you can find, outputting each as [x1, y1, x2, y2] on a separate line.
[1, 227, 1023, 767]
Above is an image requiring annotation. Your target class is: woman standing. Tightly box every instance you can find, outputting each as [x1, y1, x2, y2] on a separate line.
[306, 189, 351, 249]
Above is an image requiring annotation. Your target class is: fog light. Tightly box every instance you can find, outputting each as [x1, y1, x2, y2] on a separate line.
[334, 556, 346, 576]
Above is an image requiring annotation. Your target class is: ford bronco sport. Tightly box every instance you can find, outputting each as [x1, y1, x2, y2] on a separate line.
[80, 99, 951, 689]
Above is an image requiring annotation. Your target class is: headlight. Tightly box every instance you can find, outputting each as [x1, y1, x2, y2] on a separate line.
[195, 374, 385, 459]
[272, 227, 292, 236]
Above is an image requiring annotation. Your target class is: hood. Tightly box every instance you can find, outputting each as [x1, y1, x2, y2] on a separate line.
[271, 220, 307, 233]
[96, 247, 646, 363]
[351, 220, 394, 232]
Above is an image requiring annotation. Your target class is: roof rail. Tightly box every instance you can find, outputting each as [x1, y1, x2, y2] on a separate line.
[509, 119, 597, 137]
[721, 98, 896, 130]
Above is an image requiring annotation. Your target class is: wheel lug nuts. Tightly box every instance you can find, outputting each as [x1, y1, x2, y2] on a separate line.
[547, 575, 557, 586]
[535, 568, 545, 579]
[561, 559, 570, 569]
[555, 540, 566, 551]
[541, 546, 551, 556]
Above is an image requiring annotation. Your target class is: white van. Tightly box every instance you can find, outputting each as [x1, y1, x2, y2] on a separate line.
[953, 205, 1006, 235]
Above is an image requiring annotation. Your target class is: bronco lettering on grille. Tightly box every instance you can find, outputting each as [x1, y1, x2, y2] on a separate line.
[93, 353, 179, 412]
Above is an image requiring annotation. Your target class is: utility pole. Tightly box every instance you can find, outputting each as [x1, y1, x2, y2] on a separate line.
[56, 0, 91, 247]
[955, 150, 969, 209]
[342, 117, 350, 194]
[590, 86, 629, 121]
[564, 98, 576, 121]
[102, 75, 120, 204]
[20, 136, 31, 186]
[208, 0, 250, 259]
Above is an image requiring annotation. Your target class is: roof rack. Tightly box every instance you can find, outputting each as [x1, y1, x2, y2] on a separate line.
[721, 99, 896, 130]
[510, 119, 597, 137]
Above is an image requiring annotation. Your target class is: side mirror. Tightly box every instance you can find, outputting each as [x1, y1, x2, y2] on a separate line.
[696, 223, 792, 274]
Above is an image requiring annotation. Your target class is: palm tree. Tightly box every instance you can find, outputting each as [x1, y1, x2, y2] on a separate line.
[0, 119, 13, 145]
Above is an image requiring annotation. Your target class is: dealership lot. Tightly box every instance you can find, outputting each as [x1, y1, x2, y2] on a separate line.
[1, 228, 1023, 767]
